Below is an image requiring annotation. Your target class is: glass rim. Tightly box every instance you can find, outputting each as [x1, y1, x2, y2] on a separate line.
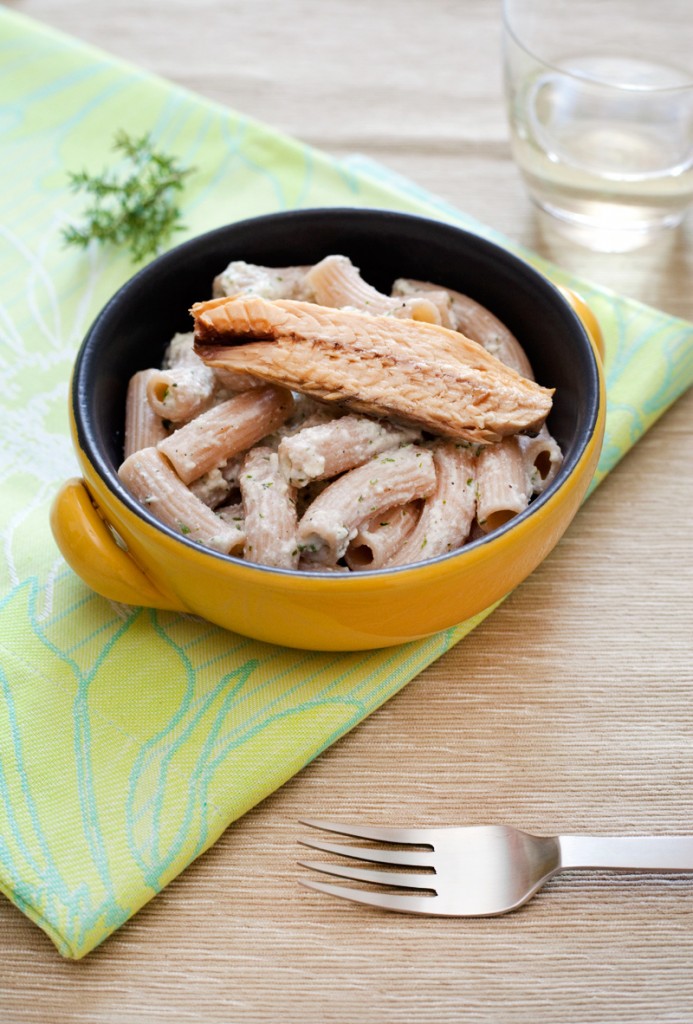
[501, 3, 693, 94]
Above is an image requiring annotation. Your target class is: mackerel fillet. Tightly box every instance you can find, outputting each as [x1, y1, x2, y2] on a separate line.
[192, 295, 553, 444]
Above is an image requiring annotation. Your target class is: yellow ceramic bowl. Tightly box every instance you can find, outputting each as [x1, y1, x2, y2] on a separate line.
[51, 209, 605, 650]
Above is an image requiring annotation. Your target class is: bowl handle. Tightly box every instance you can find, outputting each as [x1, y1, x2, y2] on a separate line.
[50, 478, 187, 611]
[556, 286, 605, 361]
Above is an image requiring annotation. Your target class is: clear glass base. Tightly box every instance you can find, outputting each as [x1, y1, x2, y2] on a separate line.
[531, 196, 686, 253]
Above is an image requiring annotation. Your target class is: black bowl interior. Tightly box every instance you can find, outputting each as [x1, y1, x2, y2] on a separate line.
[74, 208, 599, 557]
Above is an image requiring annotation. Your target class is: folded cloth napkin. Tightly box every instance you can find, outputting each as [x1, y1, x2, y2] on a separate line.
[1, 9, 692, 959]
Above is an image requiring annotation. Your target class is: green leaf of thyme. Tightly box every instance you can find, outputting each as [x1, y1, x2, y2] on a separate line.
[62, 130, 194, 262]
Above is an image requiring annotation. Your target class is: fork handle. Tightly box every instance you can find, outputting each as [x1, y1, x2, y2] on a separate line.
[559, 835, 693, 872]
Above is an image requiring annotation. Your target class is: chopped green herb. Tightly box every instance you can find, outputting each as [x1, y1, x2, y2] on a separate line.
[179, 523, 191, 535]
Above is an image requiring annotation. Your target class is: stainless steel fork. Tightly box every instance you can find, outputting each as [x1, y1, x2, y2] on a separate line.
[298, 819, 693, 916]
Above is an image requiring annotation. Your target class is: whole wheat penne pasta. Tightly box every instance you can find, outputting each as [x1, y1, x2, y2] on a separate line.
[157, 386, 294, 485]
[345, 502, 420, 571]
[240, 446, 299, 569]
[193, 296, 553, 444]
[386, 441, 477, 567]
[124, 369, 169, 459]
[118, 447, 241, 553]
[278, 414, 421, 487]
[475, 435, 531, 533]
[392, 278, 535, 379]
[398, 288, 457, 328]
[146, 365, 216, 423]
[298, 445, 436, 563]
[306, 255, 444, 324]
[518, 425, 563, 494]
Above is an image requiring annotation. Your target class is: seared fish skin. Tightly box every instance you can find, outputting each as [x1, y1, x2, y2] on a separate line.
[192, 295, 553, 444]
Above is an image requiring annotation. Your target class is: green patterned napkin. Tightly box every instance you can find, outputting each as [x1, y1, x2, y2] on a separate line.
[1, 9, 692, 959]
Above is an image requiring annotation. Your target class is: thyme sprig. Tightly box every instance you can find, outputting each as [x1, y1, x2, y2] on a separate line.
[62, 131, 194, 262]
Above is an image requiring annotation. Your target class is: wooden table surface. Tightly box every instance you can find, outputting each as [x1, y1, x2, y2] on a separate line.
[2, 2, 692, 1021]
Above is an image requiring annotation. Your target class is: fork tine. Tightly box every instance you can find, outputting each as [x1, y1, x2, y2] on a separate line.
[298, 835, 433, 867]
[298, 877, 440, 915]
[298, 859, 436, 892]
[300, 818, 435, 846]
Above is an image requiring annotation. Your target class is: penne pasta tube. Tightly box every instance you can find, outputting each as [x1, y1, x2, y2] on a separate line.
[392, 278, 535, 379]
[157, 386, 294, 485]
[518, 425, 563, 494]
[240, 446, 300, 569]
[278, 414, 421, 487]
[146, 365, 216, 423]
[124, 369, 169, 459]
[475, 435, 531, 533]
[397, 289, 457, 328]
[306, 255, 444, 323]
[345, 502, 420, 571]
[297, 445, 436, 563]
[386, 441, 477, 567]
[118, 447, 241, 553]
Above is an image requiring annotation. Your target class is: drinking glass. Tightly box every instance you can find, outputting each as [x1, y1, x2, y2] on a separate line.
[502, 0, 693, 251]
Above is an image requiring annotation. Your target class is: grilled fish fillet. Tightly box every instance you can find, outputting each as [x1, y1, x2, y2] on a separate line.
[192, 295, 553, 444]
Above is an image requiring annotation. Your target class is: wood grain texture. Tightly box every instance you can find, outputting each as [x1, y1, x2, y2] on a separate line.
[1, 1, 692, 1021]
